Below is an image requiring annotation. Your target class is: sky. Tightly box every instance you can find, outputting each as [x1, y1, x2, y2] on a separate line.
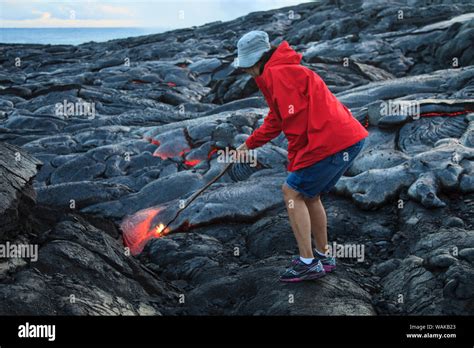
[0, 0, 308, 28]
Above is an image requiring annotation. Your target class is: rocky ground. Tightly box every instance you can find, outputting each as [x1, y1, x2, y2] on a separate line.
[0, 0, 473, 315]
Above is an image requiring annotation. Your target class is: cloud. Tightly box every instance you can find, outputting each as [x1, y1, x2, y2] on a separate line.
[98, 4, 133, 16]
[0, 0, 306, 28]
[31, 11, 51, 20]
[1, 1, 138, 27]
[1, 13, 138, 28]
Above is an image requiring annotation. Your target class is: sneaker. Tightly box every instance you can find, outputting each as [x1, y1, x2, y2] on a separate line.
[313, 249, 336, 272]
[280, 258, 326, 282]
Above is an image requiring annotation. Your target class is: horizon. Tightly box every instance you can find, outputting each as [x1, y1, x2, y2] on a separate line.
[1, 27, 168, 29]
[0, 0, 309, 29]
[0, 0, 311, 45]
[0, 26, 168, 45]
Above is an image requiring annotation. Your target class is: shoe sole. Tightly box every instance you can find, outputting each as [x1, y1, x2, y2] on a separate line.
[280, 271, 326, 283]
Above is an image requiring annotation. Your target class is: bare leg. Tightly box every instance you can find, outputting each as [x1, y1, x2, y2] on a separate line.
[282, 184, 314, 258]
[304, 195, 328, 254]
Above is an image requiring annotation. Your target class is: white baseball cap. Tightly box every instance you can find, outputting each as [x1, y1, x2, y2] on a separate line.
[232, 30, 271, 69]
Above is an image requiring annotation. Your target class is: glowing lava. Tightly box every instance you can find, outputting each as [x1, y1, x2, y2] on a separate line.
[154, 223, 169, 237]
[121, 208, 170, 255]
[207, 147, 218, 159]
[184, 159, 201, 167]
[143, 136, 160, 146]
[153, 147, 190, 159]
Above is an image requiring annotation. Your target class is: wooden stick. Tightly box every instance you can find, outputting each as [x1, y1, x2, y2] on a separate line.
[161, 161, 234, 231]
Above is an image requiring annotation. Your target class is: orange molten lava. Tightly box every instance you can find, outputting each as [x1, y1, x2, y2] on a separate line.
[207, 147, 218, 159]
[121, 208, 170, 255]
[184, 159, 201, 167]
[143, 136, 160, 146]
[153, 150, 172, 159]
[154, 223, 170, 237]
[153, 147, 190, 159]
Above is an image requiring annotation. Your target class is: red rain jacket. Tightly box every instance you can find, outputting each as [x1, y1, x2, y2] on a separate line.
[245, 41, 369, 172]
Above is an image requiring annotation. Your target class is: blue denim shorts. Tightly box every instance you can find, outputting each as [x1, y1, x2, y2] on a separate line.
[285, 138, 365, 198]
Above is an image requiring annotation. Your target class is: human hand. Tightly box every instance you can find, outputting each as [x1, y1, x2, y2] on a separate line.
[235, 142, 249, 160]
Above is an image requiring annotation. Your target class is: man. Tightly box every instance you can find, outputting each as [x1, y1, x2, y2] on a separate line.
[234, 31, 368, 282]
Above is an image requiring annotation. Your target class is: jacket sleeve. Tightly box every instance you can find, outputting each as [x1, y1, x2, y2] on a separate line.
[245, 108, 282, 149]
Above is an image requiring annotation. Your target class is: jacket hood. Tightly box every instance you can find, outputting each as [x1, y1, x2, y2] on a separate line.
[265, 40, 302, 68]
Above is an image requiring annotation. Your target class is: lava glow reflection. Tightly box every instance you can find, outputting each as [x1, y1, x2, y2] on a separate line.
[121, 208, 170, 255]
[154, 223, 169, 237]
[184, 159, 201, 167]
